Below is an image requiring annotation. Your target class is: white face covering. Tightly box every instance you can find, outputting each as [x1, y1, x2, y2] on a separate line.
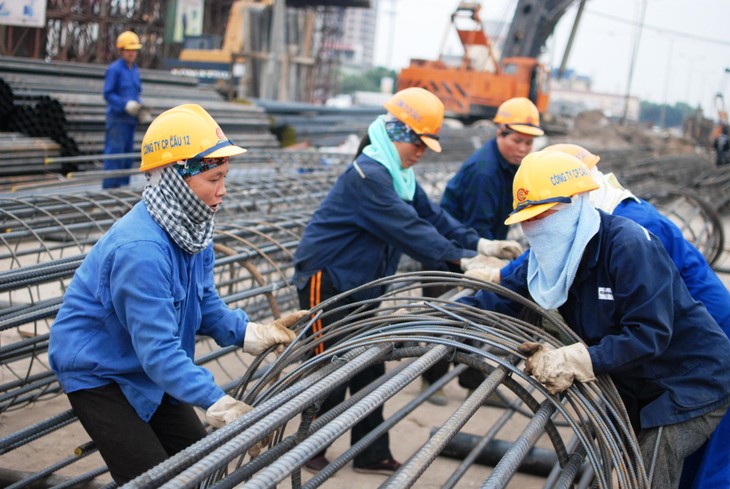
[589, 168, 638, 213]
[521, 194, 600, 309]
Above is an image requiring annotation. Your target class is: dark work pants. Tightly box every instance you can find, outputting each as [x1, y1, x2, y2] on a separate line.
[67, 383, 207, 485]
[297, 270, 393, 467]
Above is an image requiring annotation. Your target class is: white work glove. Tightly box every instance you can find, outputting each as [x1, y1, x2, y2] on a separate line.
[464, 267, 501, 284]
[206, 394, 253, 428]
[243, 310, 309, 355]
[124, 100, 142, 116]
[477, 238, 523, 260]
[518, 342, 595, 395]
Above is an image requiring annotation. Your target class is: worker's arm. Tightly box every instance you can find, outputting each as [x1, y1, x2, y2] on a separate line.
[103, 63, 128, 115]
[196, 245, 248, 346]
[411, 183, 480, 249]
[355, 164, 475, 264]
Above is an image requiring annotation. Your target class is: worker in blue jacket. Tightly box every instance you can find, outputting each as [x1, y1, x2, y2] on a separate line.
[49, 104, 307, 484]
[293, 87, 522, 475]
[102, 31, 145, 189]
[459, 149, 730, 489]
[544, 144, 730, 489]
[440, 97, 544, 240]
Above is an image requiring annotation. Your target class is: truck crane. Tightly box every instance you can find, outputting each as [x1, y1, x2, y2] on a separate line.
[397, 0, 575, 122]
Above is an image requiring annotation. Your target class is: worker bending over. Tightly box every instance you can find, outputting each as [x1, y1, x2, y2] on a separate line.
[293, 87, 521, 475]
[458, 149, 730, 489]
[49, 104, 307, 484]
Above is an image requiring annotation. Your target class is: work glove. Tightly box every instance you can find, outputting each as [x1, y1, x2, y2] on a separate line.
[124, 100, 142, 116]
[243, 310, 309, 355]
[518, 342, 595, 395]
[136, 106, 152, 124]
[464, 266, 501, 284]
[206, 394, 253, 428]
[460, 253, 505, 272]
[477, 238, 523, 260]
[206, 395, 272, 457]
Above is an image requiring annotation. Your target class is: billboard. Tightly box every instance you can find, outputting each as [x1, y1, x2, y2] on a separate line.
[173, 0, 204, 43]
[0, 0, 47, 28]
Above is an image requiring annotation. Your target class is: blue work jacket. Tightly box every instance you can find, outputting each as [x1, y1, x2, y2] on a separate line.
[293, 155, 480, 300]
[103, 58, 142, 127]
[440, 138, 517, 239]
[49, 202, 248, 421]
[461, 211, 730, 429]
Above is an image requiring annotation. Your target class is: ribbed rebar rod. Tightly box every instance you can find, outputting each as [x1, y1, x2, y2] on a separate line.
[481, 401, 557, 488]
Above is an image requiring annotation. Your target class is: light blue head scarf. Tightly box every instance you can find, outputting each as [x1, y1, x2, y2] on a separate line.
[362, 115, 416, 201]
[521, 194, 600, 309]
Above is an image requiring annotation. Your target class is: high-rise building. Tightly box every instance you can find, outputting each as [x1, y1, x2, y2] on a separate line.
[338, 1, 379, 67]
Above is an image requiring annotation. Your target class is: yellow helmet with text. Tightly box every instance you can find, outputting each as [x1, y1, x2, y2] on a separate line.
[505, 150, 599, 225]
[542, 143, 600, 169]
[116, 31, 142, 50]
[384, 87, 444, 153]
[493, 97, 544, 136]
[140, 104, 246, 172]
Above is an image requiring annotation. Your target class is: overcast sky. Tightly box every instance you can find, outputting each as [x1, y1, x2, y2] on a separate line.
[373, 0, 730, 119]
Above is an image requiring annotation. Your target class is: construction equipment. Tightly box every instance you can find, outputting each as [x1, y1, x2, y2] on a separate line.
[397, 2, 548, 121]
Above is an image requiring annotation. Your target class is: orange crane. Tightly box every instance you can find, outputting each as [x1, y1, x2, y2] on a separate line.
[397, 2, 549, 121]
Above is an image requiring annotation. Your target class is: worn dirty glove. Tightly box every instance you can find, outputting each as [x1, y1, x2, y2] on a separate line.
[124, 100, 142, 116]
[243, 310, 309, 355]
[477, 238, 523, 260]
[460, 253, 505, 272]
[206, 394, 253, 428]
[464, 266, 501, 284]
[518, 342, 595, 395]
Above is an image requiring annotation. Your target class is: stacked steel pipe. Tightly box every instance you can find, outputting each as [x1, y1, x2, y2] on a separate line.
[0, 56, 279, 175]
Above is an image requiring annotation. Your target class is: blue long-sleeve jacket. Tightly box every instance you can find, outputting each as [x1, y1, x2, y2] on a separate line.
[49, 202, 248, 421]
[103, 58, 142, 127]
[461, 211, 730, 429]
[501, 198, 730, 336]
[293, 155, 480, 300]
[440, 138, 517, 239]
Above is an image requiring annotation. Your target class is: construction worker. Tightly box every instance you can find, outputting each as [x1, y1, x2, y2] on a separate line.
[102, 31, 145, 189]
[712, 124, 730, 166]
[440, 96, 544, 240]
[543, 144, 730, 489]
[293, 87, 521, 475]
[459, 150, 730, 489]
[48, 104, 308, 484]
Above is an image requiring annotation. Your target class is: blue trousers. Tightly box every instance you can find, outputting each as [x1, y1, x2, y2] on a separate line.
[103, 121, 136, 189]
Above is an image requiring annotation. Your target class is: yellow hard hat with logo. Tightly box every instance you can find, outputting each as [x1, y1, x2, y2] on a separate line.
[384, 87, 444, 153]
[140, 104, 246, 172]
[493, 97, 544, 136]
[505, 150, 599, 225]
[542, 143, 600, 169]
[116, 31, 142, 50]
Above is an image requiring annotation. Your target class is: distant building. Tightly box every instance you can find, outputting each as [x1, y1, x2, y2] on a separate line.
[338, 1, 378, 67]
[549, 69, 640, 122]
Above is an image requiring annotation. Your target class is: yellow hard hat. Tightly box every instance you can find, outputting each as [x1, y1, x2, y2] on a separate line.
[384, 87, 444, 153]
[116, 31, 142, 50]
[140, 104, 247, 172]
[504, 150, 599, 225]
[493, 97, 544, 136]
[542, 143, 600, 169]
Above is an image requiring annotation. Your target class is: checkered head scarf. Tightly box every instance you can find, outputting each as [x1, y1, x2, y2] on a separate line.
[142, 165, 215, 254]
